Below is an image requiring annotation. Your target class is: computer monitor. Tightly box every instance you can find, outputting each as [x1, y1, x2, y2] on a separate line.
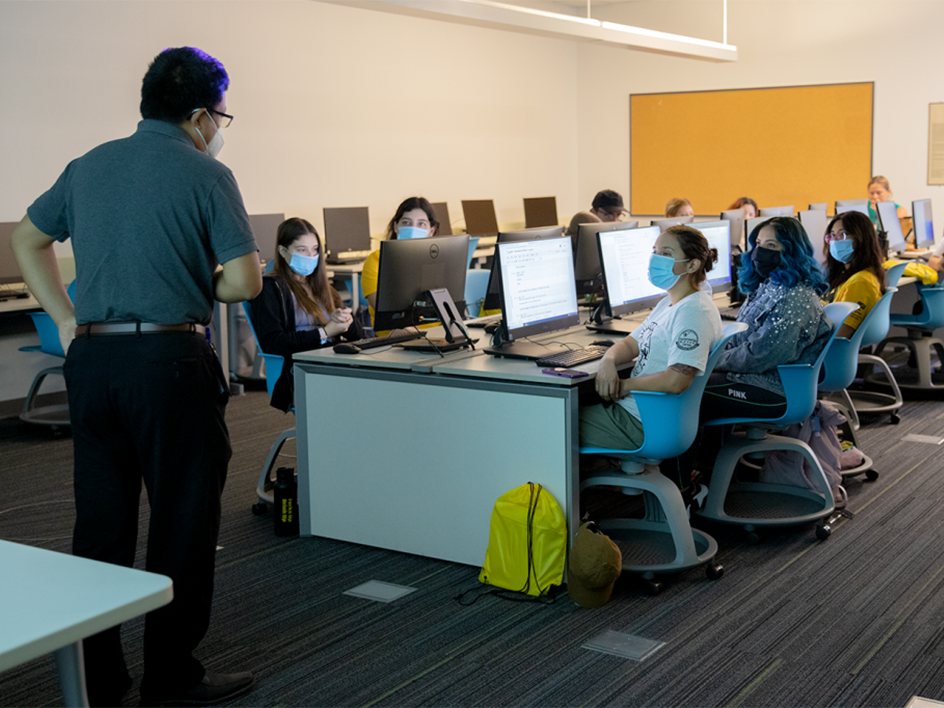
[876, 201, 907, 251]
[809, 202, 828, 213]
[574, 220, 640, 297]
[836, 203, 869, 217]
[798, 210, 828, 265]
[494, 236, 579, 349]
[597, 226, 662, 318]
[835, 199, 868, 215]
[0, 221, 24, 286]
[248, 213, 285, 263]
[650, 215, 694, 231]
[481, 226, 564, 312]
[692, 220, 733, 294]
[461, 199, 499, 236]
[430, 202, 453, 236]
[720, 209, 746, 250]
[745, 215, 775, 246]
[523, 197, 559, 229]
[323, 207, 371, 263]
[758, 205, 794, 217]
[373, 234, 470, 332]
[912, 199, 935, 249]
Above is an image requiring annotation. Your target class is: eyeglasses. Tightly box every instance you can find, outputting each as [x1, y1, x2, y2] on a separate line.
[825, 230, 850, 243]
[208, 108, 234, 128]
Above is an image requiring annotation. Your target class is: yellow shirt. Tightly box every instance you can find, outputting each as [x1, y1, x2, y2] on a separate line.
[829, 269, 881, 332]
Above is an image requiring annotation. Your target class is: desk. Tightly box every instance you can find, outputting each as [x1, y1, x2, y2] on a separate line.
[0, 540, 172, 707]
[293, 326, 611, 567]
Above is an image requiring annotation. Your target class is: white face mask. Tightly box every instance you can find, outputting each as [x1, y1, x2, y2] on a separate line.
[192, 109, 224, 159]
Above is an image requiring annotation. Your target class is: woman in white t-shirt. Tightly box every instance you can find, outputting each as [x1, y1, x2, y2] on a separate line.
[580, 224, 724, 457]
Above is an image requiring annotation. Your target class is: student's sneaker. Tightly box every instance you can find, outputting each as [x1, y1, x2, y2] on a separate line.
[140, 671, 255, 707]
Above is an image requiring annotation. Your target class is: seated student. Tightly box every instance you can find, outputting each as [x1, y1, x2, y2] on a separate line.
[867, 175, 908, 228]
[728, 196, 759, 220]
[701, 216, 832, 420]
[823, 211, 886, 339]
[928, 240, 944, 272]
[580, 225, 723, 491]
[361, 196, 439, 328]
[665, 198, 694, 218]
[564, 189, 626, 238]
[250, 217, 362, 411]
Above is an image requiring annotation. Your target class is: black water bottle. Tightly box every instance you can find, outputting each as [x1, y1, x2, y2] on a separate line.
[273, 466, 299, 537]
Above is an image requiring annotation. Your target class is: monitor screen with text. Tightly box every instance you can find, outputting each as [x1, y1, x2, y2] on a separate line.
[598, 225, 662, 316]
[498, 237, 578, 337]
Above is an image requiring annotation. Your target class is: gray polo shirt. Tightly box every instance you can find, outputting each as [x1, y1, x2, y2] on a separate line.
[28, 119, 257, 325]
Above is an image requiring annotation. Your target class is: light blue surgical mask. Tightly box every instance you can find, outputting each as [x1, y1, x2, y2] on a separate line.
[829, 239, 855, 264]
[286, 251, 319, 276]
[648, 253, 689, 291]
[398, 226, 428, 240]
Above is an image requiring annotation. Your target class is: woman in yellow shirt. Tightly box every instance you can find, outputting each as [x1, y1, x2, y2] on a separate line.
[361, 196, 440, 329]
[823, 210, 886, 338]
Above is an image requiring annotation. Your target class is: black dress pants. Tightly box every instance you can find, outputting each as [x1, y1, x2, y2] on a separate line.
[63, 331, 231, 704]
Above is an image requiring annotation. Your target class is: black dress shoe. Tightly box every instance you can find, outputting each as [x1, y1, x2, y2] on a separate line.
[140, 671, 254, 707]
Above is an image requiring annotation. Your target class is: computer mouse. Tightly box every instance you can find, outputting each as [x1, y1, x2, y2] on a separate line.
[590, 339, 615, 348]
[333, 343, 361, 354]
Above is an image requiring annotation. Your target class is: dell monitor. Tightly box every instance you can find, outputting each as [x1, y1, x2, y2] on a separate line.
[798, 210, 828, 265]
[597, 225, 663, 321]
[692, 221, 733, 294]
[430, 202, 453, 236]
[745, 215, 775, 246]
[836, 203, 869, 217]
[758, 205, 794, 217]
[373, 234, 470, 332]
[912, 199, 935, 249]
[523, 197, 559, 229]
[835, 199, 868, 216]
[876, 201, 907, 251]
[574, 220, 640, 298]
[651, 215, 694, 231]
[248, 213, 285, 264]
[484, 236, 578, 359]
[720, 209, 746, 250]
[323, 206, 371, 264]
[809, 202, 828, 213]
[481, 226, 564, 312]
[461, 199, 499, 236]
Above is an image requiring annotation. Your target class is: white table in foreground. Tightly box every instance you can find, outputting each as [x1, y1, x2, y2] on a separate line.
[0, 540, 173, 707]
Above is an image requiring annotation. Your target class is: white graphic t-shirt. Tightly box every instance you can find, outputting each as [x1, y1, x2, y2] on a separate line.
[618, 290, 723, 420]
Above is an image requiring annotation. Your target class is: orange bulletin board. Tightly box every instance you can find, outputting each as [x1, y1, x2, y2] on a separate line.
[630, 83, 873, 216]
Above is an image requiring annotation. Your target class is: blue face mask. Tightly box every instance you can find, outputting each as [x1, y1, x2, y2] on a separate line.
[829, 239, 855, 264]
[648, 253, 688, 291]
[286, 251, 319, 276]
[398, 226, 428, 240]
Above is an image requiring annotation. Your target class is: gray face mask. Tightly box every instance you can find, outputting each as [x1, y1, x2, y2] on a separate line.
[192, 109, 224, 159]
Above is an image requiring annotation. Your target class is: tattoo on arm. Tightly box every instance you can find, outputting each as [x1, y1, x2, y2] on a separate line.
[669, 363, 699, 377]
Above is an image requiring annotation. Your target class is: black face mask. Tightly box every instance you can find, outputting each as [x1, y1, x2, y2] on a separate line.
[752, 246, 782, 279]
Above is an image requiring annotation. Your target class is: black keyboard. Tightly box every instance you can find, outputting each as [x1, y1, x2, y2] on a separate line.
[534, 346, 608, 368]
[339, 330, 421, 351]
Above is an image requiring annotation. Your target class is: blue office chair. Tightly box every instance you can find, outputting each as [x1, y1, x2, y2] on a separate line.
[579, 322, 747, 595]
[870, 279, 944, 391]
[818, 288, 899, 481]
[18, 281, 77, 432]
[838, 262, 907, 426]
[467, 236, 481, 268]
[464, 269, 490, 319]
[242, 301, 296, 516]
[695, 301, 857, 544]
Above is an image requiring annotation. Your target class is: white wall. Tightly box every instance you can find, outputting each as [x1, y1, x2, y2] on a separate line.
[0, 0, 580, 243]
[575, 0, 944, 219]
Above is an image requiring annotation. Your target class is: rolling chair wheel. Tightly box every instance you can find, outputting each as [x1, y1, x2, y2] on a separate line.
[645, 579, 663, 596]
[816, 524, 831, 541]
[746, 531, 761, 546]
[251, 502, 268, 516]
[706, 564, 724, 581]
[866, 469, 879, 482]
[890, 413, 901, 425]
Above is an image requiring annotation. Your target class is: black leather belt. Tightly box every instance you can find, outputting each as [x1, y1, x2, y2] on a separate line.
[75, 322, 207, 336]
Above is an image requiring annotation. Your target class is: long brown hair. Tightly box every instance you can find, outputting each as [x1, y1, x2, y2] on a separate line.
[824, 211, 886, 294]
[383, 197, 439, 241]
[268, 217, 342, 325]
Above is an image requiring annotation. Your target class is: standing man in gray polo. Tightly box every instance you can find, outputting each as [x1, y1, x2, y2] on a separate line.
[11, 47, 262, 707]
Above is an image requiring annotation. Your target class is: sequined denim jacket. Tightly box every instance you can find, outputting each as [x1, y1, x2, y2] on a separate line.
[716, 280, 832, 395]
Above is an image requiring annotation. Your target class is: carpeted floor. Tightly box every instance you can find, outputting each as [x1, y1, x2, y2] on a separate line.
[3, 384, 944, 707]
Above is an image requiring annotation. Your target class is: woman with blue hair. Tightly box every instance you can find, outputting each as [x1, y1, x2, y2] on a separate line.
[700, 216, 832, 420]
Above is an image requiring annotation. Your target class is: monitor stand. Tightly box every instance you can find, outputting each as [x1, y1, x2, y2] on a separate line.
[586, 319, 637, 335]
[482, 340, 570, 361]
